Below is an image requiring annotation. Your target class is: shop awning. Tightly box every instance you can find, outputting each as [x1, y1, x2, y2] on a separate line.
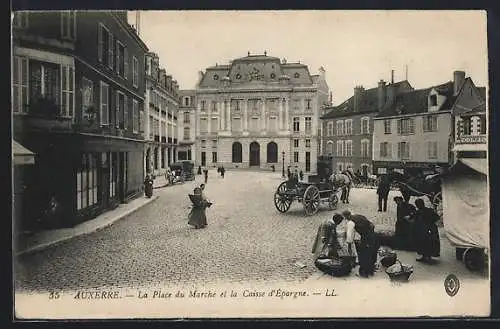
[459, 158, 488, 175]
[12, 140, 35, 165]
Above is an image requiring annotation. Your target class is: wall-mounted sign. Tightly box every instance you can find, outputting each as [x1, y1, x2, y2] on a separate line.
[456, 135, 487, 144]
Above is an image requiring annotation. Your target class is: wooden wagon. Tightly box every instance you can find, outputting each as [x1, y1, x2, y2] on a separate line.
[273, 176, 341, 216]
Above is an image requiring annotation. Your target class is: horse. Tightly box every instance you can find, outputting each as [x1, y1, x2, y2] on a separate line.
[329, 171, 353, 204]
[386, 170, 442, 208]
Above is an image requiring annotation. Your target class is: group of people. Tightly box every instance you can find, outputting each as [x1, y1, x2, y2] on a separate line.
[312, 210, 378, 278]
[187, 183, 212, 229]
[287, 167, 304, 181]
[216, 166, 226, 178]
[393, 197, 440, 263]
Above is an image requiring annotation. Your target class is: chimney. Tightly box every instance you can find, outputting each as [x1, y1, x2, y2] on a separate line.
[453, 70, 466, 96]
[377, 79, 387, 110]
[329, 91, 333, 104]
[353, 85, 364, 112]
[319, 66, 326, 79]
[391, 70, 395, 84]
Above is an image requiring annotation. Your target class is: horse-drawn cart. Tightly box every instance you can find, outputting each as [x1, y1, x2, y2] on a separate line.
[273, 176, 341, 216]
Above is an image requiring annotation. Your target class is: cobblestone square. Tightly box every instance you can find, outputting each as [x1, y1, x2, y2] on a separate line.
[15, 170, 485, 293]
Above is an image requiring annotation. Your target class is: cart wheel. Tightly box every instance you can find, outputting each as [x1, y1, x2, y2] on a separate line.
[274, 182, 292, 213]
[432, 192, 443, 218]
[328, 193, 338, 210]
[463, 248, 485, 272]
[303, 185, 320, 216]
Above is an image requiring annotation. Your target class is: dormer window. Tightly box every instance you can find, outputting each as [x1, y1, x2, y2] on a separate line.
[429, 94, 438, 107]
[213, 74, 219, 80]
[294, 72, 300, 78]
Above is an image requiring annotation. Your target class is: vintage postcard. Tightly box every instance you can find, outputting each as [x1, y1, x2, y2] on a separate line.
[12, 10, 490, 319]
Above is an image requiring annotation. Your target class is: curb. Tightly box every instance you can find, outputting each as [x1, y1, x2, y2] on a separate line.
[16, 195, 159, 257]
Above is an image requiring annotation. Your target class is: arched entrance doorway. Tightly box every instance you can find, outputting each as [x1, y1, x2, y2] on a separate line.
[249, 141, 260, 166]
[266, 141, 278, 163]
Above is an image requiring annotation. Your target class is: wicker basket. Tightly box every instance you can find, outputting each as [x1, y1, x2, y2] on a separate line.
[380, 252, 397, 268]
[315, 256, 354, 277]
[385, 260, 413, 282]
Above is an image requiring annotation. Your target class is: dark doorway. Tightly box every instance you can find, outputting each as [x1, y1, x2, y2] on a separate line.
[201, 151, 206, 166]
[145, 147, 151, 173]
[249, 141, 260, 166]
[266, 141, 278, 163]
[232, 142, 242, 163]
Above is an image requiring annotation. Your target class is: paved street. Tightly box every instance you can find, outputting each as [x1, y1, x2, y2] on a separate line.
[15, 170, 487, 293]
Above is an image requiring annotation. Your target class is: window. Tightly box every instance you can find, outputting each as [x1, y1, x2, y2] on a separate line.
[397, 118, 415, 135]
[200, 118, 208, 134]
[380, 142, 391, 157]
[212, 139, 217, 148]
[305, 117, 312, 134]
[116, 91, 127, 129]
[200, 100, 206, 111]
[336, 120, 344, 136]
[109, 153, 117, 198]
[184, 97, 190, 106]
[306, 99, 312, 110]
[98, 24, 114, 69]
[305, 139, 311, 148]
[326, 141, 334, 155]
[294, 151, 299, 163]
[132, 56, 139, 87]
[398, 142, 410, 159]
[250, 117, 260, 132]
[327, 122, 334, 136]
[429, 94, 438, 106]
[183, 127, 190, 140]
[212, 152, 218, 163]
[183, 112, 190, 124]
[12, 56, 29, 113]
[361, 117, 370, 134]
[231, 99, 240, 111]
[201, 139, 206, 148]
[81, 77, 93, 120]
[293, 117, 300, 132]
[293, 139, 299, 148]
[116, 42, 127, 77]
[132, 99, 139, 133]
[423, 115, 438, 132]
[13, 12, 29, 29]
[76, 153, 98, 210]
[345, 140, 353, 156]
[211, 117, 218, 132]
[292, 99, 301, 110]
[61, 65, 75, 117]
[384, 119, 391, 134]
[268, 117, 278, 132]
[427, 141, 438, 159]
[267, 142, 278, 163]
[336, 140, 344, 156]
[61, 11, 75, 40]
[28, 60, 59, 112]
[232, 117, 242, 132]
[345, 119, 353, 135]
[361, 139, 370, 158]
[211, 101, 218, 113]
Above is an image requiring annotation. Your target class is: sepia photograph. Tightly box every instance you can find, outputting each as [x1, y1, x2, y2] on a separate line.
[11, 10, 490, 319]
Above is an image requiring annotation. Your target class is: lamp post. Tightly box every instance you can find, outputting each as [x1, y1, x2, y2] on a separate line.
[282, 151, 286, 178]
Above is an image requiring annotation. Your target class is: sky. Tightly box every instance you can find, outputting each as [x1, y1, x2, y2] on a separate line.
[128, 10, 488, 105]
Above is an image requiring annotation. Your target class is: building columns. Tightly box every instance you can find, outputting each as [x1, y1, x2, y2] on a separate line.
[196, 102, 201, 136]
[285, 98, 289, 131]
[226, 100, 232, 132]
[207, 103, 212, 135]
[261, 98, 266, 131]
[243, 99, 248, 131]
[219, 100, 225, 131]
[279, 99, 283, 130]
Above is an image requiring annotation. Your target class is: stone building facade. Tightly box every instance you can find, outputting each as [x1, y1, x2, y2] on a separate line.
[177, 90, 197, 162]
[143, 52, 180, 176]
[194, 52, 330, 173]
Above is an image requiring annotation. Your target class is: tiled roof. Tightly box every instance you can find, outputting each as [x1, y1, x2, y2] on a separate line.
[375, 81, 454, 118]
[321, 80, 412, 119]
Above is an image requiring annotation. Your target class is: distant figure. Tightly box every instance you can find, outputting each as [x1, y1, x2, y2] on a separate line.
[413, 198, 440, 262]
[197, 165, 202, 175]
[299, 170, 304, 181]
[203, 168, 208, 184]
[220, 166, 225, 178]
[377, 174, 391, 212]
[287, 167, 291, 180]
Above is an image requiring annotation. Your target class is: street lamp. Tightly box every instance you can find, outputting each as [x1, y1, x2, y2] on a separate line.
[282, 151, 286, 178]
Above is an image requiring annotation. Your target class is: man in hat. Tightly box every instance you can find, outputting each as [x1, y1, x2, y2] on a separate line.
[342, 210, 378, 277]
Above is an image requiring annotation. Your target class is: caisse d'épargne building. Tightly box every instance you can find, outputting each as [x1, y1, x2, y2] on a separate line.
[194, 52, 330, 172]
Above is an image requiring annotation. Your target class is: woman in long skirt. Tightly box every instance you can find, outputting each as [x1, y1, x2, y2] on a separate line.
[188, 187, 210, 229]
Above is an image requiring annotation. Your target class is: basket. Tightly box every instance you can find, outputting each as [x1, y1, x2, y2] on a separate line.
[380, 252, 397, 268]
[385, 260, 413, 282]
[315, 256, 354, 277]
